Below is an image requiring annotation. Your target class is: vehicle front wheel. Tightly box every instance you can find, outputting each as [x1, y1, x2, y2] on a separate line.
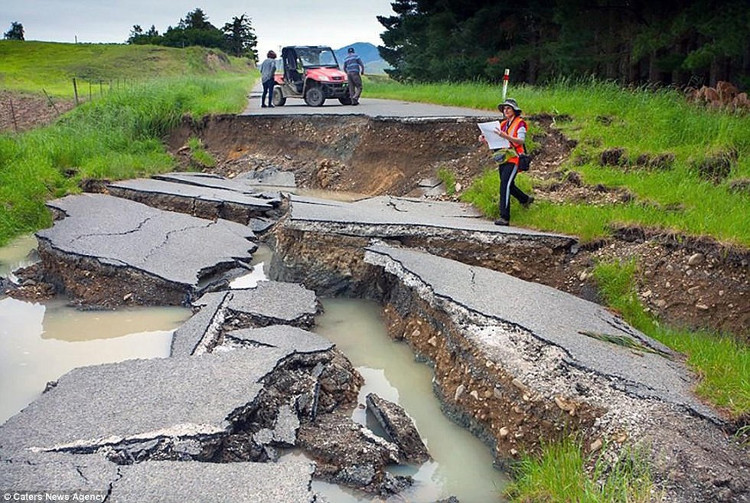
[304, 86, 325, 107]
[272, 87, 286, 106]
[338, 96, 352, 105]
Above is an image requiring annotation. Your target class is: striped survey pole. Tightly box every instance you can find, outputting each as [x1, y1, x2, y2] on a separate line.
[502, 69, 510, 100]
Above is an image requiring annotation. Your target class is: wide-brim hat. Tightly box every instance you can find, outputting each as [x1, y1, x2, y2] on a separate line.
[498, 98, 521, 114]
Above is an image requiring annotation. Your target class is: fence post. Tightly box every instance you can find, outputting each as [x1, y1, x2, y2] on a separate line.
[42, 88, 61, 115]
[502, 69, 510, 100]
[73, 78, 79, 106]
[8, 97, 18, 133]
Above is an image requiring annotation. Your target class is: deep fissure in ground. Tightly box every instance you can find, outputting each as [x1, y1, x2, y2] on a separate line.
[170, 114, 749, 340]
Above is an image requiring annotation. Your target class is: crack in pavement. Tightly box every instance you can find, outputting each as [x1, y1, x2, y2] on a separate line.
[141, 220, 219, 264]
[69, 217, 154, 243]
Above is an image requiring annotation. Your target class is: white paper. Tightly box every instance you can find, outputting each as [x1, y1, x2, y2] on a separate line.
[477, 121, 510, 149]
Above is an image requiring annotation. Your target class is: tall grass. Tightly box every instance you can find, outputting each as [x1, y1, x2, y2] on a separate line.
[366, 77, 750, 246]
[505, 436, 656, 503]
[593, 259, 750, 416]
[0, 73, 253, 245]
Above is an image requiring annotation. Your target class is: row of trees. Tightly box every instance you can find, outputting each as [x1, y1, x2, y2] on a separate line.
[128, 8, 258, 60]
[3, 9, 258, 60]
[377, 0, 750, 89]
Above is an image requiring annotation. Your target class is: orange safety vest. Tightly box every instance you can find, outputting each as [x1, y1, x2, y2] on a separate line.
[500, 116, 526, 165]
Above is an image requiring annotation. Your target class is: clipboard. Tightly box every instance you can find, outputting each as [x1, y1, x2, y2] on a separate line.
[477, 121, 510, 149]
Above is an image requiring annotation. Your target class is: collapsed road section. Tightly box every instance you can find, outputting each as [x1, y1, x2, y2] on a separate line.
[0, 280, 433, 499]
[5, 167, 749, 501]
[270, 194, 576, 297]
[35, 193, 258, 306]
[108, 172, 285, 227]
[270, 194, 750, 503]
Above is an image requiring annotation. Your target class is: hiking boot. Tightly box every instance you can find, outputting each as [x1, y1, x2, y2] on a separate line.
[522, 195, 535, 209]
[494, 218, 509, 226]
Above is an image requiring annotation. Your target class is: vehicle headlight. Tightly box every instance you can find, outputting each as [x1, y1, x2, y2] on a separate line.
[318, 75, 330, 82]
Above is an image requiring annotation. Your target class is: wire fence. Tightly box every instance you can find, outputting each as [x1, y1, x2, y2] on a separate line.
[1, 77, 129, 134]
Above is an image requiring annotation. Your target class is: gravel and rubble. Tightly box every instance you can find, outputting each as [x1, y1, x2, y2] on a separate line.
[366, 393, 430, 464]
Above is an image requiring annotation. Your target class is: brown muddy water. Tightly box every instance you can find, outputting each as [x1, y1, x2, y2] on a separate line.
[313, 297, 509, 502]
[0, 235, 191, 424]
[1, 236, 509, 502]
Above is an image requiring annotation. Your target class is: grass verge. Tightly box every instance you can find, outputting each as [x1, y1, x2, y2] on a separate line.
[0, 72, 254, 246]
[505, 436, 656, 503]
[366, 77, 750, 247]
[593, 259, 750, 417]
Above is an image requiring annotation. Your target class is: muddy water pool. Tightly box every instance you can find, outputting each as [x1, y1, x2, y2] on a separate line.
[0, 234, 191, 424]
[313, 297, 509, 502]
[1, 235, 508, 501]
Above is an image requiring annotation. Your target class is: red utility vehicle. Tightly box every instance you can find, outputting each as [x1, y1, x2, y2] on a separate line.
[272, 46, 351, 107]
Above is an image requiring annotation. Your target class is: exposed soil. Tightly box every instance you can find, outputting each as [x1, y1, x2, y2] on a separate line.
[169, 114, 749, 342]
[0, 91, 75, 133]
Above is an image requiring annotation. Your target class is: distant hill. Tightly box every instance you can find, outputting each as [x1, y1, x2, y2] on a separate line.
[334, 42, 391, 75]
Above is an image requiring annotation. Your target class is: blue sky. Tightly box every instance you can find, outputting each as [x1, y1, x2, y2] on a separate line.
[1, 1, 395, 52]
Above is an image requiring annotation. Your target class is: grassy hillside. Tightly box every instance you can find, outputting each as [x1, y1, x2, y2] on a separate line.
[0, 41, 256, 244]
[0, 40, 252, 97]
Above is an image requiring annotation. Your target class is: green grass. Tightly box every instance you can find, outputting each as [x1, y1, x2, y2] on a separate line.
[436, 166, 457, 195]
[0, 40, 251, 98]
[366, 77, 750, 247]
[505, 436, 656, 503]
[593, 259, 750, 416]
[187, 136, 217, 168]
[0, 72, 254, 245]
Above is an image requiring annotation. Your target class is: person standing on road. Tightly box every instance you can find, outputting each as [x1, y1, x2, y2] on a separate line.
[259, 50, 277, 108]
[343, 47, 365, 105]
[479, 98, 533, 225]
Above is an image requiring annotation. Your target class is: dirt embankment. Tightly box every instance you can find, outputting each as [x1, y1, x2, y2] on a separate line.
[170, 114, 749, 341]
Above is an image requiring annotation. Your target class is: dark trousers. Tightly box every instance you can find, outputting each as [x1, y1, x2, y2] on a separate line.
[261, 79, 275, 106]
[347, 72, 362, 102]
[498, 162, 530, 221]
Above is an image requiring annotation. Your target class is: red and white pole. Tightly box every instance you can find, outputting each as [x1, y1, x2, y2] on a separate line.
[502, 69, 510, 100]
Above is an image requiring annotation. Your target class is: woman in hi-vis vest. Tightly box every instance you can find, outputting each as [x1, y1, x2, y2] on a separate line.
[487, 98, 534, 225]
